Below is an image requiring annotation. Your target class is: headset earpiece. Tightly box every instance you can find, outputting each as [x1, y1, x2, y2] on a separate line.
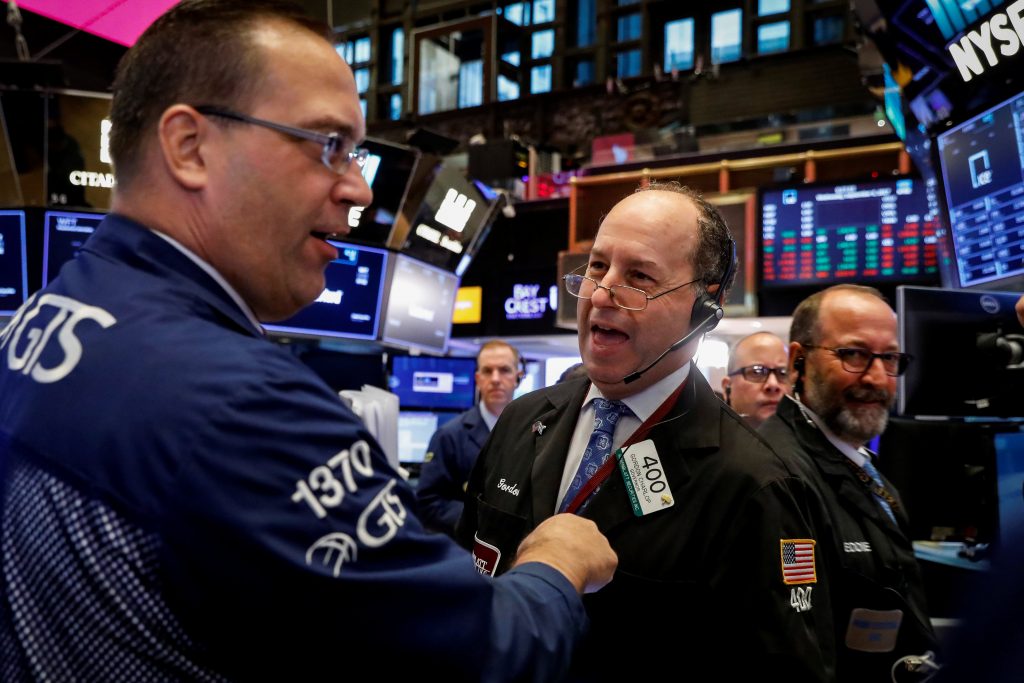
[725, 385, 732, 402]
[515, 349, 526, 387]
[793, 356, 805, 373]
[687, 237, 736, 334]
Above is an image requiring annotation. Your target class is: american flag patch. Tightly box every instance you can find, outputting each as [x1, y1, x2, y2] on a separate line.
[780, 539, 817, 585]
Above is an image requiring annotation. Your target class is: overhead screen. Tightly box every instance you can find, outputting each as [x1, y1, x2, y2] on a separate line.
[380, 253, 460, 355]
[345, 137, 420, 248]
[0, 210, 28, 315]
[759, 177, 941, 288]
[399, 161, 500, 273]
[935, 88, 1024, 290]
[264, 242, 389, 341]
[43, 209, 105, 284]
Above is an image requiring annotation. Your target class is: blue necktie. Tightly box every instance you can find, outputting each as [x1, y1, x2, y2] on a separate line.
[560, 399, 629, 513]
[861, 458, 897, 524]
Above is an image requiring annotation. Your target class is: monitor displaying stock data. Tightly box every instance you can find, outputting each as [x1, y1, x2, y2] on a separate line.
[759, 177, 940, 287]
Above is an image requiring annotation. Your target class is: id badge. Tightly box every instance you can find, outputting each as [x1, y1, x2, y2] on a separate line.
[844, 608, 903, 652]
[616, 439, 675, 517]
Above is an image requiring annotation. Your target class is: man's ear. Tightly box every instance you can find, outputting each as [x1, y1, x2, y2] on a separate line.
[157, 105, 211, 191]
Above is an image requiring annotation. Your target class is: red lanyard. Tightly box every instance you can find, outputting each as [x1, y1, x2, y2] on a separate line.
[562, 380, 687, 514]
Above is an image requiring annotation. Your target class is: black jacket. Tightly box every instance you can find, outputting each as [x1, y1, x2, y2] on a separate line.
[458, 372, 836, 682]
[760, 395, 939, 681]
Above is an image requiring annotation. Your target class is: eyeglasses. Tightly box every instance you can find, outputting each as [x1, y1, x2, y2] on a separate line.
[562, 267, 699, 312]
[194, 105, 369, 174]
[728, 364, 789, 383]
[803, 345, 912, 377]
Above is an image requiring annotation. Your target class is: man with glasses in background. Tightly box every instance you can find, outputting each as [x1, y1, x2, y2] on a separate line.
[760, 284, 940, 682]
[458, 181, 834, 681]
[722, 331, 791, 429]
[0, 2, 618, 680]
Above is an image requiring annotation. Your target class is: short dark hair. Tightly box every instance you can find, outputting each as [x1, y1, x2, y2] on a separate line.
[636, 180, 737, 299]
[476, 340, 522, 370]
[789, 284, 889, 346]
[109, 0, 330, 183]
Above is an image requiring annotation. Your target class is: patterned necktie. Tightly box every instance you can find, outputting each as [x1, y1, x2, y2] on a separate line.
[559, 399, 629, 513]
[861, 458, 897, 524]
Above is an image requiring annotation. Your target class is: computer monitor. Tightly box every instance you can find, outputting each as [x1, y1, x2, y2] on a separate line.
[264, 241, 388, 341]
[380, 253, 460, 355]
[759, 176, 941, 288]
[388, 355, 477, 410]
[397, 410, 460, 465]
[42, 209, 105, 284]
[934, 88, 1024, 291]
[0, 210, 28, 316]
[897, 285, 1024, 418]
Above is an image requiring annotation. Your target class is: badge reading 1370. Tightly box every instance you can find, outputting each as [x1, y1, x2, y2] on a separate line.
[617, 440, 675, 517]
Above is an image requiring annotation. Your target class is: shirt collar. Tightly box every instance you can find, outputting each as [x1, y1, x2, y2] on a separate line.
[584, 362, 691, 422]
[150, 229, 264, 335]
[478, 400, 499, 431]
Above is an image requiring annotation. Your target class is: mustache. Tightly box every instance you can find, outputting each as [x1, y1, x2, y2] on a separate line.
[843, 386, 891, 404]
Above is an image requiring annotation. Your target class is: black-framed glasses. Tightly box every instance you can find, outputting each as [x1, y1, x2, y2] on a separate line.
[803, 345, 912, 377]
[728, 364, 789, 383]
[562, 266, 699, 312]
[194, 105, 369, 174]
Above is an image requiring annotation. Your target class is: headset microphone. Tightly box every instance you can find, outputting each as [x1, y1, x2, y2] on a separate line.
[621, 307, 722, 384]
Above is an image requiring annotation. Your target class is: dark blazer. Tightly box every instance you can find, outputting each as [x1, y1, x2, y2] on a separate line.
[458, 372, 837, 682]
[416, 406, 491, 536]
[760, 395, 939, 682]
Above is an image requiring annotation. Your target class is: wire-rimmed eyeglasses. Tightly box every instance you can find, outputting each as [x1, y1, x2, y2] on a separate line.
[728, 364, 789, 383]
[803, 345, 913, 377]
[562, 267, 699, 312]
[194, 105, 369, 174]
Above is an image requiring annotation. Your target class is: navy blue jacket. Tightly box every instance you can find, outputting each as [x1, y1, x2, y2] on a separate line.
[416, 405, 491, 536]
[0, 214, 586, 682]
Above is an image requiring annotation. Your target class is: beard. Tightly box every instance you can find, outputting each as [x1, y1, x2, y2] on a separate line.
[802, 372, 894, 445]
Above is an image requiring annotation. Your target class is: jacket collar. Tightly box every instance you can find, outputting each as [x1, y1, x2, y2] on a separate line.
[88, 214, 263, 339]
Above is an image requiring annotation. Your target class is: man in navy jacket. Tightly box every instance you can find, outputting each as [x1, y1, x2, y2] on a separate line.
[417, 340, 522, 536]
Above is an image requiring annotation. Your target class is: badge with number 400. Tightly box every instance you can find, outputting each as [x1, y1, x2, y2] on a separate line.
[617, 440, 675, 517]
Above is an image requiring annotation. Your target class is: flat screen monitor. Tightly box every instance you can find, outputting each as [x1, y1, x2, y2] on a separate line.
[264, 242, 388, 341]
[994, 430, 1024, 550]
[42, 209, 105, 284]
[397, 410, 460, 464]
[935, 89, 1024, 290]
[399, 161, 500, 273]
[381, 254, 460, 354]
[0, 210, 28, 315]
[388, 355, 477, 411]
[759, 177, 941, 288]
[897, 285, 1024, 418]
[345, 137, 420, 248]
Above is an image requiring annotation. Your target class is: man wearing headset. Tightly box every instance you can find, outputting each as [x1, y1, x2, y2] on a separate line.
[722, 331, 791, 429]
[458, 181, 834, 681]
[417, 340, 524, 537]
[759, 284, 938, 682]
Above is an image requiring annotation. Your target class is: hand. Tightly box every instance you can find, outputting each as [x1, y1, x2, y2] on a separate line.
[512, 514, 617, 594]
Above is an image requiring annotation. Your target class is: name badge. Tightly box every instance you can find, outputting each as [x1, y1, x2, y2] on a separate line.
[844, 608, 903, 652]
[616, 440, 675, 517]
